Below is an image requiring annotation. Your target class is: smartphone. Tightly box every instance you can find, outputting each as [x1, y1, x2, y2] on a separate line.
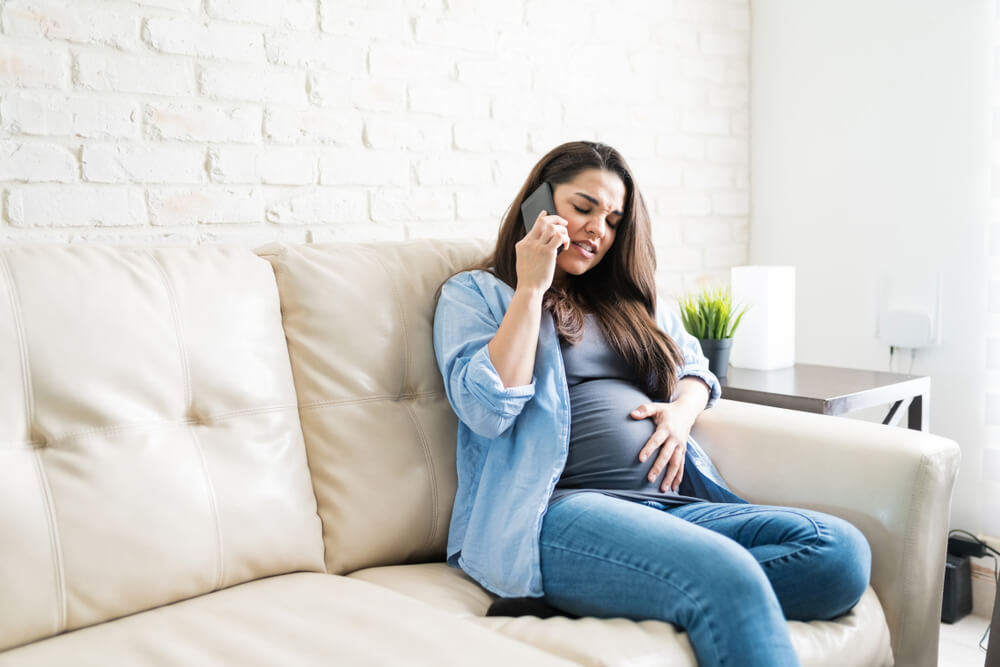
[520, 182, 564, 253]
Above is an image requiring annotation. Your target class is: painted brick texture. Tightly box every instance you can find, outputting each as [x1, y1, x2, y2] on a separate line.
[0, 0, 749, 293]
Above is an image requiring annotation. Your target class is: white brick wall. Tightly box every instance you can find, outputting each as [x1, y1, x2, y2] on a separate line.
[0, 0, 750, 294]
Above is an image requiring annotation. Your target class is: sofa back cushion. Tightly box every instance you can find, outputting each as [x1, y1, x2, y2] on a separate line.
[0, 246, 325, 651]
[257, 240, 491, 574]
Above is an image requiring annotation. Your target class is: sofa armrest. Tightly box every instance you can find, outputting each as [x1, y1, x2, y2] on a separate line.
[691, 399, 961, 667]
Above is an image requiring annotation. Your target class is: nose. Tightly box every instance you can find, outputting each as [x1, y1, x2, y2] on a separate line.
[585, 215, 608, 238]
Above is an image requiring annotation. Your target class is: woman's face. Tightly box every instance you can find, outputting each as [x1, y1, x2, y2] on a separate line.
[551, 168, 626, 281]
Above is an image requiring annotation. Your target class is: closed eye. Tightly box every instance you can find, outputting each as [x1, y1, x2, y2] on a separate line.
[575, 205, 619, 230]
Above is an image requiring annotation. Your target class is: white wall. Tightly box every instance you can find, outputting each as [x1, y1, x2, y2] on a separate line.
[987, 0, 1000, 551]
[751, 0, 993, 539]
[0, 0, 751, 299]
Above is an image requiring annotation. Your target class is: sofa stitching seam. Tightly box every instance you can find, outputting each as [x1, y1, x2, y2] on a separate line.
[298, 391, 444, 409]
[0, 253, 36, 444]
[2, 253, 68, 632]
[147, 250, 226, 591]
[11, 404, 301, 449]
[371, 252, 409, 398]
[31, 448, 66, 633]
[404, 401, 439, 554]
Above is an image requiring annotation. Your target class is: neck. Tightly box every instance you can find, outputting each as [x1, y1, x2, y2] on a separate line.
[552, 267, 568, 289]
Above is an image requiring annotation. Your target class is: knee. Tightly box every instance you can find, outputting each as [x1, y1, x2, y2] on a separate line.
[813, 516, 872, 619]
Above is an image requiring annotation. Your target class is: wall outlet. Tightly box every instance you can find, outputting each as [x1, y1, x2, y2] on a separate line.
[876, 271, 942, 349]
[878, 309, 934, 349]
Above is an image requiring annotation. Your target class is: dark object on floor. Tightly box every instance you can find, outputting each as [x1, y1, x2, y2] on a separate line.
[940, 554, 972, 624]
[486, 597, 579, 619]
[948, 534, 987, 559]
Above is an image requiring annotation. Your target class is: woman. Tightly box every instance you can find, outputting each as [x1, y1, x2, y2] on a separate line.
[432, 141, 870, 667]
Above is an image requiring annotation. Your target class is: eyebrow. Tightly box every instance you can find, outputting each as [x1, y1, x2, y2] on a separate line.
[574, 192, 623, 217]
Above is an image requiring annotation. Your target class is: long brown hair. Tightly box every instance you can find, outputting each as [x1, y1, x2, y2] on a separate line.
[479, 140, 685, 401]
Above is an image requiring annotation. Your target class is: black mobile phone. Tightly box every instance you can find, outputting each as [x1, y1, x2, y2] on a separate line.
[520, 182, 564, 253]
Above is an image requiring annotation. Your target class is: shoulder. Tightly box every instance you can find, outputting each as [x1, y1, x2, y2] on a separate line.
[441, 269, 512, 303]
[443, 268, 494, 289]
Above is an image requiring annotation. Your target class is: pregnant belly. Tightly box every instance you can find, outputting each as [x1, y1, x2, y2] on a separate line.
[559, 379, 665, 493]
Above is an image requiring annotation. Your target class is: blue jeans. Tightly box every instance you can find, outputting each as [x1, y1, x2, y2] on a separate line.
[539, 492, 871, 667]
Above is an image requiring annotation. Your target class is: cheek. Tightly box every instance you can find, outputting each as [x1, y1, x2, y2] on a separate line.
[598, 232, 616, 258]
[560, 213, 587, 234]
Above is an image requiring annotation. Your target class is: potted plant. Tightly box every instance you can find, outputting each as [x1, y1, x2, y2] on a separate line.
[678, 287, 747, 379]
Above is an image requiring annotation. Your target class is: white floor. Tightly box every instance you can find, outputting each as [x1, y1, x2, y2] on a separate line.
[939, 613, 990, 667]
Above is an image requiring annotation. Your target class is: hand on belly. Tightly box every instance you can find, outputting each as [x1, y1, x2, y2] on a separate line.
[561, 380, 672, 493]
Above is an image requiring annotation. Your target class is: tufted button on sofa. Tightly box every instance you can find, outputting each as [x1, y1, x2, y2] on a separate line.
[0, 241, 960, 666]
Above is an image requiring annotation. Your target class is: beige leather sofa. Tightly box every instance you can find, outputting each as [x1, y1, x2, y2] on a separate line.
[0, 240, 960, 666]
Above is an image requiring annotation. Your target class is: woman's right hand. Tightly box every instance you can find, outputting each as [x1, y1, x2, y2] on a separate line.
[488, 210, 567, 388]
[514, 210, 569, 293]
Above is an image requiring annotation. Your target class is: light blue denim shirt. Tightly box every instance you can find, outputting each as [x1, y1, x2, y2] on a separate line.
[433, 269, 737, 598]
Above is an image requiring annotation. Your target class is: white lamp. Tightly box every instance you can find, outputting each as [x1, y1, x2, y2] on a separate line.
[729, 266, 795, 370]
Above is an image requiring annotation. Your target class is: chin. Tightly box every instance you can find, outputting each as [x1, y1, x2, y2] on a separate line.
[556, 261, 588, 277]
[558, 255, 602, 277]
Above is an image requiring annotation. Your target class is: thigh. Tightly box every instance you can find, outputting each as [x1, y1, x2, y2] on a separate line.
[539, 493, 797, 667]
[667, 502, 872, 621]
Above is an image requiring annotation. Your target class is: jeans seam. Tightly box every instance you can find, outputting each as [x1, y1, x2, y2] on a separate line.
[752, 513, 827, 567]
[542, 503, 594, 544]
[679, 506, 826, 568]
[541, 542, 729, 666]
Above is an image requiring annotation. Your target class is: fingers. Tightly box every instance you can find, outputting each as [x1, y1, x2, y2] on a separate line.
[645, 437, 674, 483]
[546, 233, 568, 253]
[535, 212, 568, 251]
[630, 403, 660, 420]
[634, 404, 664, 463]
[661, 446, 685, 493]
[637, 430, 660, 464]
[530, 209, 548, 239]
[632, 401, 687, 492]
[646, 438, 685, 493]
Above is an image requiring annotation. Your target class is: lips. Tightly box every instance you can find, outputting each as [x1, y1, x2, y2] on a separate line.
[572, 241, 597, 256]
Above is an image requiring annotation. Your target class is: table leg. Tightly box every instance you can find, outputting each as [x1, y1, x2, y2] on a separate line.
[908, 393, 928, 431]
[882, 400, 904, 427]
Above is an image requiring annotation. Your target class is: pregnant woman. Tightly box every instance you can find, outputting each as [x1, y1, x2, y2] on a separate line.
[432, 140, 871, 667]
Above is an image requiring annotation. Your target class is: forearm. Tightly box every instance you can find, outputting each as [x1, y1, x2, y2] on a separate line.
[671, 376, 711, 422]
[487, 286, 545, 387]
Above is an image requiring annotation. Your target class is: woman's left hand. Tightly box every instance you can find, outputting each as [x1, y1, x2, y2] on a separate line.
[631, 402, 698, 493]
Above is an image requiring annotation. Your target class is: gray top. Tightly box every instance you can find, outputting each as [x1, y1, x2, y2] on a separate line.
[550, 314, 703, 507]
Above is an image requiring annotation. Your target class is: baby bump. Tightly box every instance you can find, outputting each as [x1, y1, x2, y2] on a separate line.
[559, 379, 662, 491]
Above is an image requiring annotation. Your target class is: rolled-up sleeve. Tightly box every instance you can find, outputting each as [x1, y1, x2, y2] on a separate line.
[434, 273, 536, 438]
[656, 301, 721, 408]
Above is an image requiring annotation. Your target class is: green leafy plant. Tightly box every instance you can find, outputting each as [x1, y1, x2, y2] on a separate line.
[679, 287, 747, 340]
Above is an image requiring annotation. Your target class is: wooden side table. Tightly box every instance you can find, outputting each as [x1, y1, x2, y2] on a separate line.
[719, 363, 931, 431]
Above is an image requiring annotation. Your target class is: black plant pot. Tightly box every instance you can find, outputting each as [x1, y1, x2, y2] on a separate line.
[698, 338, 733, 379]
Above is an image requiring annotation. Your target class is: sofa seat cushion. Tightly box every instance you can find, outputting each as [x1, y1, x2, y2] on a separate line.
[0, 573, 575, 667]
[349, 563, 894, 667]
